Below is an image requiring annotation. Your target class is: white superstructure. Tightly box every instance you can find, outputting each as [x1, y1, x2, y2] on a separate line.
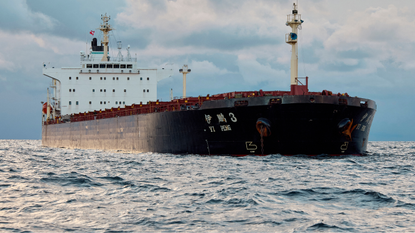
[43, 14, 173, 118]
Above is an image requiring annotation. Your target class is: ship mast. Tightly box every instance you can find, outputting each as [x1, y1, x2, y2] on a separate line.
[98, 13, 113, 61]
[179, 65, 191, 98]
[286, 3, 303, 86]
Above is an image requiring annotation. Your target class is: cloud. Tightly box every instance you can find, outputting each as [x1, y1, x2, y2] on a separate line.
[0, 0, 57, 32]
[320, 5, 415, 74]
[117, 0, 289, 49]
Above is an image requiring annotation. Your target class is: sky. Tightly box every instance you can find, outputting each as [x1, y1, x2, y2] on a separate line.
[0, 0, 414, 141]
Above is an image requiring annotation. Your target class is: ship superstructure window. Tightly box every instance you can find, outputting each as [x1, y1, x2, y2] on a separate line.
[104, 101, 106, 104]
[76, 101, 79, 105]
[147, 77, 149, 80]
[123, 101, 125, 104]
[116, 77, 119, 80]
[127, 64, 132, 69]
[100, 77, 102, 80]
[93, 89, 95, 92]
[140, 77, 142, 80]
[93, 64, 98, 68]
[120, 64, 126, 69]
[143, 89, 145, 92]
[69, 77, 71, 80]
[104, 77, 106, 80]
[69, 89, 71, 92]
[89, 101, 92, 104]
[100, 101, 102, 104]
[73, 89, 75, 92]
[87, 64, 92, 68]
[89, 77, 92, 80]
[127, 77, 130, 80]
[147, 89, 149, 92]
[113, 89, 115, 92]
[100, 89, 102, 92]
[107, 64, 113, 69]
[116, 101, 118, 104]
[113, 77, 115, 80]
[76, 77, 78, 80]
[124, 89, 126, 92]
[69, 101, 71, 105]
[104, 89, 106, 92]
[114, 64, 119, 69]
[100, 64, 105, 68]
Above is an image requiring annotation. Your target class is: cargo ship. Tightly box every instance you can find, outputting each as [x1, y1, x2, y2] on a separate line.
[41, 4, 376, 156]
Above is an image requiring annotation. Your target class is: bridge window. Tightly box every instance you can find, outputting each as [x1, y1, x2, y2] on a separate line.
[114, 64, 119, 69]
[93, 64, 98, 68]
[107, 64, 113, 69]
[120, 64, 126, 69]
[127, 64, 132, 69]
[100, 64, 105, 68]
[87, 64, 92, 68]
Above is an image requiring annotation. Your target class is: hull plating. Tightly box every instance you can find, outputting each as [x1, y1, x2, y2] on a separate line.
[42, 95, 376, 155]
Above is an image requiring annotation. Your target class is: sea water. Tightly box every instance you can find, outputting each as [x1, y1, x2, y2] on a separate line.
[0, 140, 414, 232]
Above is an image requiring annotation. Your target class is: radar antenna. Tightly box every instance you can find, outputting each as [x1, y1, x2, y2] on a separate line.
[117, 41, 123, 61]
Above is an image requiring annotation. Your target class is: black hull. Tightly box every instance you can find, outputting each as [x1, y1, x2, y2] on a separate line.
[42, 95, 376, 155]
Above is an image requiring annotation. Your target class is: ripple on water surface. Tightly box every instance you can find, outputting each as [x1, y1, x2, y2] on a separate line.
[0, 140, 414, 232]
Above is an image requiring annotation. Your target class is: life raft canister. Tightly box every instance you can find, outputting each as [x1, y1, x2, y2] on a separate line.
[42, 103, 52, 114]
[256, 118, 271, 137]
